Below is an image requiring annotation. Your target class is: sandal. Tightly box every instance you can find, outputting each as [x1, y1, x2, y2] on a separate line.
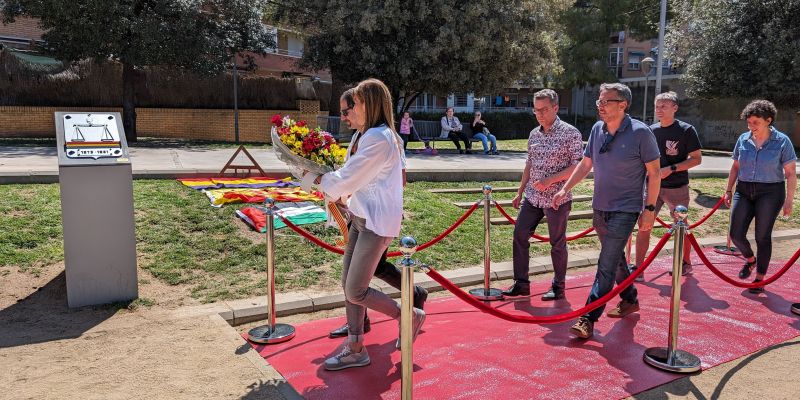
[748, 279, 764, 294]
[738, 260, 756, 279]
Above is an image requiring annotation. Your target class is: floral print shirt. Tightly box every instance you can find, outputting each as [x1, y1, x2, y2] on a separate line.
[524, 118, 584, 208]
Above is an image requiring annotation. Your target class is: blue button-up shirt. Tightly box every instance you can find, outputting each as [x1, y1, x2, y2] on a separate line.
[732, 127, 797, 183]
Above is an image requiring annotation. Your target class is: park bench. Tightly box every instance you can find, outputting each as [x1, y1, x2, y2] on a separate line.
[412, 120, 483, 149]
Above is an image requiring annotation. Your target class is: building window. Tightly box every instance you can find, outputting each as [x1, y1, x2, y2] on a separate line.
[454, 94, 468, 107]
[628, 53, 642, 70]
[608, 48, 622, 67]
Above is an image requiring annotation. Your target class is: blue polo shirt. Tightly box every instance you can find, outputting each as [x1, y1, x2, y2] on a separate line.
[585, 114, 660, 213]
[732, 127, 797, 183]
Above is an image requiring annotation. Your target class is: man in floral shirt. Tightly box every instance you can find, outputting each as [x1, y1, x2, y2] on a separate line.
[503, 89, 584, 301]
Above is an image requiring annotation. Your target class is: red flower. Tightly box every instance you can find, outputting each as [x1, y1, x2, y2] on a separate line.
[296, 120, 307, 127]
[271, 114, 283, 126]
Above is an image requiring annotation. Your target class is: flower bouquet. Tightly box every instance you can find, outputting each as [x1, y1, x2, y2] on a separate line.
[270, 114, 350, 245]
[270, 114, 347, 178]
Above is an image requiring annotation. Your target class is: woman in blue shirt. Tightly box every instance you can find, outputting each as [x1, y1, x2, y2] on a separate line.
[724, 100, 797, 293]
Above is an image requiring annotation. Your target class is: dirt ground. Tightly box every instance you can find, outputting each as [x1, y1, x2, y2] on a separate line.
[2, 240, 800, 399]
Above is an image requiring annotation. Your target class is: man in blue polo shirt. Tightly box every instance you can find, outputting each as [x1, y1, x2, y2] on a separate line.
[553, 83, 661, 339]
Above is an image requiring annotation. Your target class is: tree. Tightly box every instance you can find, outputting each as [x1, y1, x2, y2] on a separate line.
[2, 0, 275, 141]
[268, 0, 565, 117]
[555, 0, 668, 88]
[667, 0, 800, 107]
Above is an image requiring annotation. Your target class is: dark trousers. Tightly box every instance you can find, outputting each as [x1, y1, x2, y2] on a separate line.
[399, 133, 410, 150]
[512, 200, 571, 288]
[449, 131, 471, 150]
[584, 210, 640, 322]
[730, 181, 785, 274]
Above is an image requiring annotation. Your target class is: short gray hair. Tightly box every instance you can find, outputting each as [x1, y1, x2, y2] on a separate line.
[533, 89, 559, 106]
[600, 83, 632, 109]
[654, 91, 679, 105]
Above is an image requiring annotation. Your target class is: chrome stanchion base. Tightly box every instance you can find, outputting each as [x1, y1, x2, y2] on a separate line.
[469, 287, 504, 301]
[791, 303, 800, 316]
[247, 323, 296, 344]
[713, 245, 740, 256]
[643, 347, 701, 373]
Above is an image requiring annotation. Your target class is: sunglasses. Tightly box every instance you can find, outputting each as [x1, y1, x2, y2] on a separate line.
[599, 133, 616, 154]
[595, 99, 625, 107]
[341, 106, 354, 117]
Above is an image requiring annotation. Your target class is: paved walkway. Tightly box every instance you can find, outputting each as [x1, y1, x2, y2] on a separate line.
[0, 145, 776, 183]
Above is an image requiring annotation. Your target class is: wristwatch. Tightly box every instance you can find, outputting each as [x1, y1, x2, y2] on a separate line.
[644, 204, 656, 212]
[670, 164, 678, 172]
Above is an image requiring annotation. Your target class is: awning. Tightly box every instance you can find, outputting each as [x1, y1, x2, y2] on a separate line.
[5, 48, 63, 72]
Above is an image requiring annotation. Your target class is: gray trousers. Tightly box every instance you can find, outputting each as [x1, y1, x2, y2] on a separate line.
[343, 216, 401, 336]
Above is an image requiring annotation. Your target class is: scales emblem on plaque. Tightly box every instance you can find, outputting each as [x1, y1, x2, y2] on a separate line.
[63, 114, 123, 159]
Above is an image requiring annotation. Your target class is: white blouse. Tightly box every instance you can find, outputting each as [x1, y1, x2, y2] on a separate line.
[316, 125, 404, 238]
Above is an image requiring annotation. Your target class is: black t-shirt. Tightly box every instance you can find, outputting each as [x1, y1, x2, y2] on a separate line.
[649, 119, 702, 188]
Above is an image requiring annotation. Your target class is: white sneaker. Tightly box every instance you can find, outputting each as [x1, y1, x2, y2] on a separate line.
[396, 308, 426, 350]
[324, 345, 370, 371]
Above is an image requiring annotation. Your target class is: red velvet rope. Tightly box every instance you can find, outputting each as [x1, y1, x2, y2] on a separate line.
[424, 231, 673, 324]
[276, 201, 481, 257]
[687, 233, 800, 288]
[654, 197, 725, 229]
[492, 201, 595, 242]
[279, 214, 345, 254]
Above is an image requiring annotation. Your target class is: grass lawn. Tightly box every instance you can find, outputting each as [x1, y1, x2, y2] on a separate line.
[1, 178, 797, 303]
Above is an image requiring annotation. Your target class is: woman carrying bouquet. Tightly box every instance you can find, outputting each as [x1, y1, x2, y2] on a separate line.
[302, 78, 425, 371]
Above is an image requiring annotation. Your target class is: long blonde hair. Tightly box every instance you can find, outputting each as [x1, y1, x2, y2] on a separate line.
[354, 78, 396, 134]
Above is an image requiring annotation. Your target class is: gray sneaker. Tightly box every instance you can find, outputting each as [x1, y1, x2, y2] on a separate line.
[324, 345, 370, 371]
[395, 308, 426, 350]
[669, 262, 693, 276]
[629, 264, 645, 282]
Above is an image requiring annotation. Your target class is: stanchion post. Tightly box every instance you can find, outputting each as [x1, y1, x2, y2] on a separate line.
[248, 199, 296, 344]
[644, 205, 701, 373]
[398, 236, 418, 400]
[469, 185, 503, 301]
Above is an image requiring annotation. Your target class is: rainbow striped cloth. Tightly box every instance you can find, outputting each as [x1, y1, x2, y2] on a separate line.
[178, 176, 297, 190]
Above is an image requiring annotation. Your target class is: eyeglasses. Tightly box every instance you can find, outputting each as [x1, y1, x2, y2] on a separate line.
[599, 133, 616, 154]
[595, 99, 625, 108]
[533, 107, 554, 115]
[340, 106, 354, 117]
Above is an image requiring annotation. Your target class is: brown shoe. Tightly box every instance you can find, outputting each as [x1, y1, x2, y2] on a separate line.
[607, 300, 640, 318]
[570, 317, 594, 339]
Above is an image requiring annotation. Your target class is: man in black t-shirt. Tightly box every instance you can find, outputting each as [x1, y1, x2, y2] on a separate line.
[630, 91, 702, 281]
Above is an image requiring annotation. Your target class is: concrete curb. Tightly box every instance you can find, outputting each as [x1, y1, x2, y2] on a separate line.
[216, 229, 800, 326]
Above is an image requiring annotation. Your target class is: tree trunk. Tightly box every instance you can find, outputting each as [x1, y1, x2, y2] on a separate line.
[328, 73, 345, 116]
[122, 62, 137, 142]
[402, 91, 421, 115]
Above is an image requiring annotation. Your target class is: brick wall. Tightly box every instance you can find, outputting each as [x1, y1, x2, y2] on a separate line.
[0, 101, 324, 143]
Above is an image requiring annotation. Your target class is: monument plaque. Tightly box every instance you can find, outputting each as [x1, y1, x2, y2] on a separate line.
[56, 112, 138, 308]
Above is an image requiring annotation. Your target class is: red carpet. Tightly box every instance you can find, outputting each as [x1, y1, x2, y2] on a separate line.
[248, 250, 800, 399]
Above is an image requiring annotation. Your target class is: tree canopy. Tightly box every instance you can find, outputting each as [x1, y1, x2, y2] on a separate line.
[668, 0, 800, 107]
[2, 0, 275, 140]
[555, 0, 668, 88]
[268, 0, 565, 113]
